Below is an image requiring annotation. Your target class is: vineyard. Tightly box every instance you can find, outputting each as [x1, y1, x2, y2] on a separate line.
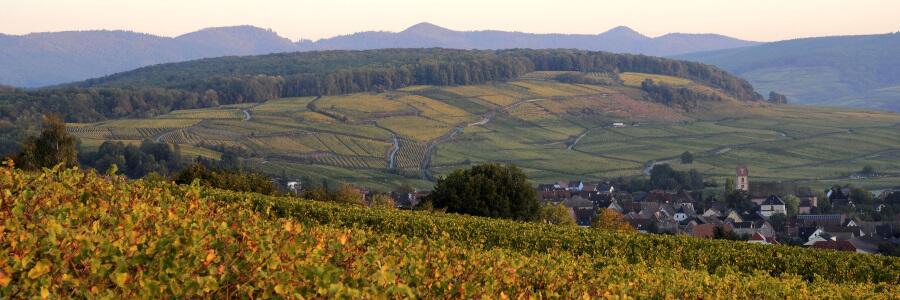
[2, 166, 898, 298]
[394, 139, 428, 169]
[65, 73, 900, 189]
[311, 155, 386, 169]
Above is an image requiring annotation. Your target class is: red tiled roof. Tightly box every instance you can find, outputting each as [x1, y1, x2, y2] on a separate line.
[812, 241, 857, 252]
[692, 224, 731, 238]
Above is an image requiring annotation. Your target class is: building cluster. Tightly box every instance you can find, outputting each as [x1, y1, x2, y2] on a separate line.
[536, 166, 900, 254]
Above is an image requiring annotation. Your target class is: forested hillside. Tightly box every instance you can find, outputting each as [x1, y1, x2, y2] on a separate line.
[0, 49, 760, 133]
[678, 32, 900, 111]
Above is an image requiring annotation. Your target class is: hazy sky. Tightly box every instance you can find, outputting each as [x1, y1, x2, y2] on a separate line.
[2, 0, 899, 41]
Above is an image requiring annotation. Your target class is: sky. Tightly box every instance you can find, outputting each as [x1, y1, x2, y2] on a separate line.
[2, 0, 899, 42]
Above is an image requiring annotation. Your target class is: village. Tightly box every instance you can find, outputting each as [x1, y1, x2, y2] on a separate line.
[281, 165, 900, 256]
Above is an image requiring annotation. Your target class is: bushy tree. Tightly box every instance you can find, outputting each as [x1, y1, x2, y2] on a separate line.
[369, 193, 396, 209]
[425, 163, 539, 221]
[862, 165, 876, 176]
[782, 195, 800, 217]
[680, 151, 694, 164]
[174, 163, 277, 195]
[768, 213, 788, 232]
[649, 164, 704, 190]
[726, 190, 754, 212]
[850, 188, 873, 205]
[725, 177, 736, 194]
[80, 140, 183, 178]
[768, 91, 788, 104]
[538, 204, 576, 226]
[17, 115, 79, 170]
[591, 208, 634, 231]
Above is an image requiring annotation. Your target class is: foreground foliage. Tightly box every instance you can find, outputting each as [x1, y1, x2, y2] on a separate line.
[1, 166, 899, 298]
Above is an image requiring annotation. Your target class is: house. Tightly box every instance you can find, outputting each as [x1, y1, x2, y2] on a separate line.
[731, 221, 756, 237]
[811, 241, 858, 252]
[748, 232, 779, 245]
[607, 200, 624, 213]
[881, 189, 900, 205]
[759, 195, 787, 217]
[286, 181, 301, 194]
[673, 206, 690, 222]
[796, 187, 818, 214]
[572, 207, 597, 227]
[702, 208, 723, 218]
[596, 182, 616, 194]
[802, 228, 835, 246]
[847, 237, 880, 254]
[723, 210, 743, 223]
[796, 214, 844, 227]
[645, 190, 673, 203]
[828, 187, 854, 208]
[672, 190, 696, 204]
[625, 216, 656, 233]
[692, 223, 732, 239]
[612, 122, 626, 128]
[391, 192, 419, 209]
[567, 181, 585, 192]
[822, 225, 863, 240]
[757, 221, 777, 237]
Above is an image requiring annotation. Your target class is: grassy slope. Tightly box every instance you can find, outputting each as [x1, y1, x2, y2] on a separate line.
[68, 74, 900, 190]
[2, 166, 898, 298]
[677, 33, 900, 111]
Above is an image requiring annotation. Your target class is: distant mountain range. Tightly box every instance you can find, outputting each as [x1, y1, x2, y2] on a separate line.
[678, 33, 900, 112]
[0, 23, 758, 88]
[300, 22, 758, 56]
[0, 26, 295, 88]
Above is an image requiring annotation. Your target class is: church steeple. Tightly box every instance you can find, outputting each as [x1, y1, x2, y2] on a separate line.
[735, 165, 749, 191]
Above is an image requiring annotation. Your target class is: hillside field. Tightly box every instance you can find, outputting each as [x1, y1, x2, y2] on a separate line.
[68, 73, 900, 190]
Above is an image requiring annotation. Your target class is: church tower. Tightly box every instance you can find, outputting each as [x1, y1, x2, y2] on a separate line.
[735, 165, 749, 191]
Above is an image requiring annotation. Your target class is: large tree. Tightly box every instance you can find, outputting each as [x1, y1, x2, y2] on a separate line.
[538, 204, 576, 226]
[782, 194, 801, 217]
[425, 163, 539, 221]
[591, 208, 634, 232]
[17, 115, 79, 170]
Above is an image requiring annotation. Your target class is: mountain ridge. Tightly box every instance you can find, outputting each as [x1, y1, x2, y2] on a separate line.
[677, 32, 900, 111]
[1, 23, 759, 88]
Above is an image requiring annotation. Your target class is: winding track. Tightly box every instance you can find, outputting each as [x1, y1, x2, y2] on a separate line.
[387, 134, 400, 169]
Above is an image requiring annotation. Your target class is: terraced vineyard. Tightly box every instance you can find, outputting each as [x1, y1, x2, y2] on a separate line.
[2, 166, 898, 298]
[68, 73, 900, 190]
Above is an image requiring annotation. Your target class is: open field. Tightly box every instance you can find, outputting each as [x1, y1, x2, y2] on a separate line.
[69, 73, 900, 190]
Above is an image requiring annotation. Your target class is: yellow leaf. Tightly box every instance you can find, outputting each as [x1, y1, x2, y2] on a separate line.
[274, 284, 287, 295]
[112, 272, 129, 288]
[205, 250, 217, 264]
[41, 287, 49, 299]
[28, 260, 51, 279]
[0, 271, 11, 287]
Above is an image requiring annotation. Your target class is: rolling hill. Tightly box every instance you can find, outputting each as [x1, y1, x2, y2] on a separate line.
[3, 48, 897, 190]
[678, 32, 900, 111]
[0, 23, 757, 87]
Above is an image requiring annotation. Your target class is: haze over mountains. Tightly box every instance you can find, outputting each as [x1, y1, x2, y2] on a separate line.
[0, 23, 757, 88]
[679, 32, 900, 112]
